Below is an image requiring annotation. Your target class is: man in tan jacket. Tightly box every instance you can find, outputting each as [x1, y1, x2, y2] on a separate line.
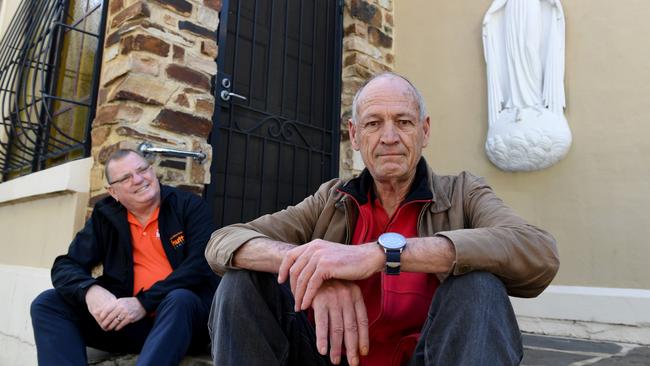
[205, 72, 559, 366]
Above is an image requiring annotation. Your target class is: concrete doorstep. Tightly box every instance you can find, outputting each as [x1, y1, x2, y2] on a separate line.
[87, 333, 650, 366]
[87, 348, 212, 366]
[521, 333, 650, 366]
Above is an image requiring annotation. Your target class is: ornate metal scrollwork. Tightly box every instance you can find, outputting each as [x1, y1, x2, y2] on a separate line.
[235, 114, 321, 150]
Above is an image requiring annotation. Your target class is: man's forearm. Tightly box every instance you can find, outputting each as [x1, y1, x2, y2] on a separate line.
[399, 236, 456, 274]
[232, 237, 297, 273]
[334, 236, 455, 275]
[273, 236, 455, 277]
[281, 237, 456, 312]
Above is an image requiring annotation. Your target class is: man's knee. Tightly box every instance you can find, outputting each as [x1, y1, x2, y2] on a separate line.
[31, 289, 62, 319]
[218, 270, 248, 290]
[217, 270, 275, 300]
[160, 289, 202, 312]
[440, 271, 507, 299]
[430, 271, 515, 321]
[212, 270, 286, 321]
[421, 272, 521, 364]
[220, 269, 270, 288]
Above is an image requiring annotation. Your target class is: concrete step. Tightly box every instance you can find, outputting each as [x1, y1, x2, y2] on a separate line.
[521, 333, 650, 366]
[87, 333, 650, 366]
[87, 349, 212, 366]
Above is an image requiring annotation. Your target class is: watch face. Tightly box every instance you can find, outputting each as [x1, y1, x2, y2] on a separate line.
[379, 232, 406, 250]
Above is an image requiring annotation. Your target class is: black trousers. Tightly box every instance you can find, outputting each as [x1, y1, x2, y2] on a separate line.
[209, 270, 522, 366]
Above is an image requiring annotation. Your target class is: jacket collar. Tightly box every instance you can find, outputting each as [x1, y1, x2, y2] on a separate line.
[338, 158, 439, 206]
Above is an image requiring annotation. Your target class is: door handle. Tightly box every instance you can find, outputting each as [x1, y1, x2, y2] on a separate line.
[220, 90, 248, 102]
[138, 142, 206, 162]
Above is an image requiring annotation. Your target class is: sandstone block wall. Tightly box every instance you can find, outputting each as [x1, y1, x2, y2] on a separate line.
[340, 0, 394, 178]
[90, 0, 221, 204]
[91, 0, 392, 201]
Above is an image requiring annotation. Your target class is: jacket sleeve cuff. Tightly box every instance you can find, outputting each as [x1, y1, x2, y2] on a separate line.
[76, 279, 99, 305]
[436, 228, 507, 276]
[136, 291, 159, 313]
[434, 231, 479, 277]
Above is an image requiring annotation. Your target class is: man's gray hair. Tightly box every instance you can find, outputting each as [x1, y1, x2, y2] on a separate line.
[105, 148, 147, 183]
[350, 72, 428, 124]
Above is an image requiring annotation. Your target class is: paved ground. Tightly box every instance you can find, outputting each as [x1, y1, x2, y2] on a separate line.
[91, 333, 650, 365]
[522, 333, 650, 366]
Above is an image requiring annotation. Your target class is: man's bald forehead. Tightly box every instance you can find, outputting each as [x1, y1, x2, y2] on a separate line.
[351, 72, 427, 123]
[359, 74, 416, 97]
[356, 75, 419, 108]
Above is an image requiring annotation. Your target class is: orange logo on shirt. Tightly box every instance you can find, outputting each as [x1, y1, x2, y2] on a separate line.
[170, 232, 185, 248]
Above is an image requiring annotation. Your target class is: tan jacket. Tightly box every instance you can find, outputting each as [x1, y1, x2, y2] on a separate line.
[206, 163, 559, 298]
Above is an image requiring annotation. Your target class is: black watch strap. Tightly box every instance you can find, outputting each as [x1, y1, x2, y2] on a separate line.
[385, 250, 401, 275]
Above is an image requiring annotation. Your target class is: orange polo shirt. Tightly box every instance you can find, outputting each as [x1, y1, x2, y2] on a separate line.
[127, 207, 173, 295]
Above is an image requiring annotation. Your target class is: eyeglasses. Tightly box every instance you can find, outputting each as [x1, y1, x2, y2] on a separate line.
[108, 165, 152, 185]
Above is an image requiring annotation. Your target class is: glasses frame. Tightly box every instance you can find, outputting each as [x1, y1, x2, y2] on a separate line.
[108, 164, 152, 186]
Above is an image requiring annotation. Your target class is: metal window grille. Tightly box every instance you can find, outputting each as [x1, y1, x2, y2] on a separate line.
[0, 0, 107, 182]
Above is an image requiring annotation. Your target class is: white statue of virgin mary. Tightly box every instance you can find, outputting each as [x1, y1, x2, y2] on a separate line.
[483, 0, 572, 171]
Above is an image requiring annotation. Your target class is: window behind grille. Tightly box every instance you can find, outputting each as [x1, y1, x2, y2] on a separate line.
[0, 0, 107, 182]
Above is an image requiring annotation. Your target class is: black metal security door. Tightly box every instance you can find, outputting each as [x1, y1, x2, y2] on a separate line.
[208, 0, 342, 227]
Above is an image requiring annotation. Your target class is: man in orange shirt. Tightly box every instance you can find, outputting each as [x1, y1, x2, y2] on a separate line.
[31, 149, 219, 365]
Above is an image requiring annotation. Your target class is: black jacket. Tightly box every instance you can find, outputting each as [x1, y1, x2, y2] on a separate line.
[51, 185, 219, 313]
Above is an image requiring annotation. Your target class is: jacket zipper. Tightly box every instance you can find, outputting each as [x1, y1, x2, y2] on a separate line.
[342, 198, 351, 244]
[416, 201, 432, 236]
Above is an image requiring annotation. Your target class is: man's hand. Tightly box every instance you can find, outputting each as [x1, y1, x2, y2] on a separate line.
[86, 285, 117, 330]
[102, 297, 147, 331]
[85, 285, 146, 331]
[277, 240, 383, 311]
[312, 280, 369, 366]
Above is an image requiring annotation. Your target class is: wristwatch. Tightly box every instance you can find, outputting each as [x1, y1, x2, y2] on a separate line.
[377, 232, 407, 275]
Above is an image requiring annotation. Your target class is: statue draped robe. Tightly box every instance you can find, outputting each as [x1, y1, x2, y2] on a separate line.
[483, 0, 572, 171]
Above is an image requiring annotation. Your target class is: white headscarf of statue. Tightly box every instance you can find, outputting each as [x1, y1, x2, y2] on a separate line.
[483, 0, 572, 172]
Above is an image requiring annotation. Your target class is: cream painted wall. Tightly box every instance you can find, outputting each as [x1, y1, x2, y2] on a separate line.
[0, 158, 91, 362]
[0, 192, 88, 267]
[394, 0, 650, 289]
[0, 158, 92, 268]
[0, 0, 20, 37]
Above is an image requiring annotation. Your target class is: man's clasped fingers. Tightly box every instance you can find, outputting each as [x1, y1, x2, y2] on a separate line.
[96, 297, 145, 331]
[99, 305, 122, 330]
[280, 240, 348, 311]
[312, 281, 369, 366]
[289, 249, 315, 305]
[277, 244, 308, 285]
[103, 301, 135, 331]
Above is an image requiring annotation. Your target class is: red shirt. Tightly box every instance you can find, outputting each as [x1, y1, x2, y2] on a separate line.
[350, 193, 439, 366]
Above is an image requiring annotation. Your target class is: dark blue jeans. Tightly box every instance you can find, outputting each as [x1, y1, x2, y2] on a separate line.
[209, 271, 522, 366]
[31, 288, 210, 366]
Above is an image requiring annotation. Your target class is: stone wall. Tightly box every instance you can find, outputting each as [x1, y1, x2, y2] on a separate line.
[340, 0, 394, 178]
[89, 0, 221, 203]
[91, 0, 391, 198]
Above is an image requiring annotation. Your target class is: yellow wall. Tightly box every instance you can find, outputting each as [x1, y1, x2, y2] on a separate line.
[0, 0, 20, 37]
[0, 158, 92, 268]
[394, 0, 650, 289]
[0, 192, 88, 267]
